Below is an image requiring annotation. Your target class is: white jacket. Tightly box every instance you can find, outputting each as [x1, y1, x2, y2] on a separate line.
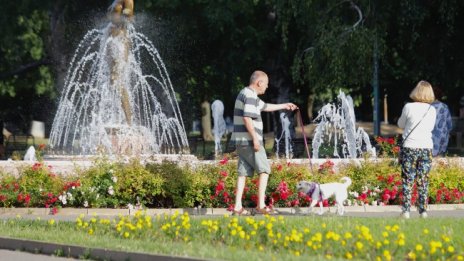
[397, 102, 436, 149]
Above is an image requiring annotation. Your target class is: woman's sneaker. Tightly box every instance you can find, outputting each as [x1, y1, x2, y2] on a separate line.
[400, 212, 410, 219]
[420, 212, 428, 218]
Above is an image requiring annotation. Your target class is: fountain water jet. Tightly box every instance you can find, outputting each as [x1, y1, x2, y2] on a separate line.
[312, 90, 376, 159]
[49, 0, 189, 156]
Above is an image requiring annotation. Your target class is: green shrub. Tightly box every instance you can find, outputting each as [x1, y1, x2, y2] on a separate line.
[146, 161, 211, 208]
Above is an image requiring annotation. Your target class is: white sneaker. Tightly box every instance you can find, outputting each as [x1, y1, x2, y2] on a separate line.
[400, 212, 410, 219]
[420, 212, 428, 218]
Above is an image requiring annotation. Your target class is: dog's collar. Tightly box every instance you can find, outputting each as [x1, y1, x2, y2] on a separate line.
[307, 183, 324, 201]
[306, 183, 318, 196]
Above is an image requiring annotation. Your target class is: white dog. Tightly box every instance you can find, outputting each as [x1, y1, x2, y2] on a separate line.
[296, 177, 352, 216]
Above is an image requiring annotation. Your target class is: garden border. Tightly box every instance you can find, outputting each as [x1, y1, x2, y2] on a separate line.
[0, 236, 203, 261]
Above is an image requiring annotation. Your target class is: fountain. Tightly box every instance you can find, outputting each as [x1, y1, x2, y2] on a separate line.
[311, 90, 376, 159]
[49, 0, 189, 156]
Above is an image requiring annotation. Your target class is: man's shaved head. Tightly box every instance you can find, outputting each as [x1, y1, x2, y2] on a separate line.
[249, 70, 268, 85]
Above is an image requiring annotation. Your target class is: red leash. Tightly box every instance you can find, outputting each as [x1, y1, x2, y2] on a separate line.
[296, 109, 314, 173]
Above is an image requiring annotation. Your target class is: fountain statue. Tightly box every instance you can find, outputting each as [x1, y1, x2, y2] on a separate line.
[312, 90, 376, 159]
[274, 111, 293, 159]
[211, 100, 226, 157]
[49, 0, 189, 156]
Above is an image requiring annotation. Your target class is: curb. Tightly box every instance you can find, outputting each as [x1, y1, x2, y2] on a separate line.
[0, 236, 203, 261]
[1, 204, 463, 217]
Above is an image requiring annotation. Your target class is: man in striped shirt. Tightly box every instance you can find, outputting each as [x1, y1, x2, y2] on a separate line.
[232, 70, 298, 215]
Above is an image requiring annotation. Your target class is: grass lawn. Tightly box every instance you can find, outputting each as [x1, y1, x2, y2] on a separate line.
[0, 213, 463, 260]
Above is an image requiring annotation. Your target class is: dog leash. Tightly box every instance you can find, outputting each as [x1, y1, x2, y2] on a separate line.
[296, 109, 314, 173]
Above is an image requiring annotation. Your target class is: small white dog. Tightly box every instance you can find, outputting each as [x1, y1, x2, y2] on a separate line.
[296, 177, 352, 216]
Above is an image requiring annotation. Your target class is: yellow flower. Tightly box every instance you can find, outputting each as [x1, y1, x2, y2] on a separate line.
[90, 217, 97, 223]
[383, 250, 391, 261]
[415, 244, 423, 251]
[344, 232, 353, 239]
[442, 235, 451, 242]
[48, 219, 55, 225]
[447, 246, 455, 253]
[266, 223, 273, 230]
[397, 239, 405, 246]
[345, 252, 353, 259]
[124, 232, 129, 238]
[88, 229, 93, 235]
[382, 231, 389, 238]
[239, 231, 245, 239]
[407, 252, 416, 260]
[295, 251, 300, 256]
[423, 228, 429, 234]
[356, 241, 363, 250]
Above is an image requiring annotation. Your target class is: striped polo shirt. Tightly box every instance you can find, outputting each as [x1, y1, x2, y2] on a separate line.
[232, 87, 267, 146]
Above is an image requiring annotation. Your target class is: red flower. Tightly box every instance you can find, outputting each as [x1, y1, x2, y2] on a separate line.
[215, 180, 225, 196]
[220, 170, 228, 177]
[387, 175, 394, 185]
[387, 137, 395, 145]
[219, 157, 229, 165]
[277, 164, 283, 171]
[24, 194, 31, 205]
[250, 195, 258, 204]
[38, 144, 46, 150]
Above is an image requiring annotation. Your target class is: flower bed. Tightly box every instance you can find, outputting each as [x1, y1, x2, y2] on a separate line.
[1, 153, 463, 212]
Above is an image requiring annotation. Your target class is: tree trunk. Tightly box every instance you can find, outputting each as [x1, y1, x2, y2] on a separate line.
[48, 0, 68, 94]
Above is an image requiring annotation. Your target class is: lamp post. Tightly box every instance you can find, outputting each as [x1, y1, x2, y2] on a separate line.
[372, 0, 380, 137]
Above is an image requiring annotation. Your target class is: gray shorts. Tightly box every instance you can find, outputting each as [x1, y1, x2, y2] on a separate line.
[237, 145, 271, 177]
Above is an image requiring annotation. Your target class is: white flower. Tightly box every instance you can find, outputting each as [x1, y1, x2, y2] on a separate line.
[67, 192, 73, 200]
[127, 203, 134, 210]
[108, 186, 114, 195]
[83, 201, 89, 207]
[62, 199, 67, 205]
[362, 186, 369, 194]
[96, 194, 100, 199]
[349, 191, 359, 198]
[346, 199, 352, 206]
[72, 186, 75, 190]
[111, 176, 118, 183]
[109, 169, 114, 174]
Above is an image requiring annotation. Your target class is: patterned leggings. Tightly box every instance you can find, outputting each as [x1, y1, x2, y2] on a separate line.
[400, 147, 433, 213]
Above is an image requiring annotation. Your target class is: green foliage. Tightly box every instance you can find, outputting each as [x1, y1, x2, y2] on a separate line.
[114, 160, 165, 207]
[17, 163, 63, 207]
[146, 161, 211, 208]
[0, 158, 463, 209]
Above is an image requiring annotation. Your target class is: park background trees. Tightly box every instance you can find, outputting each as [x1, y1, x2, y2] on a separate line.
[1, 0, 463, 135]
